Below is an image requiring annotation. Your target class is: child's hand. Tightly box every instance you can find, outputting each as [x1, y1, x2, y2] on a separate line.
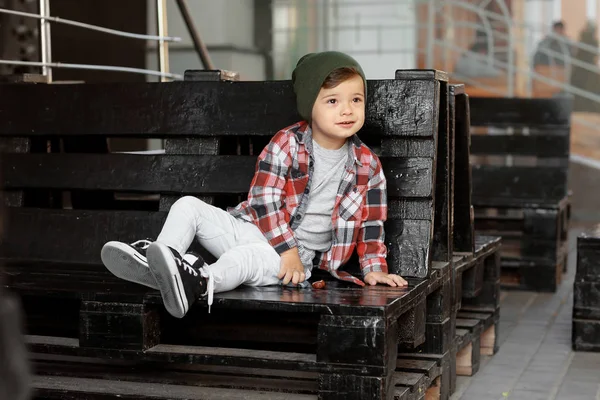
[364, 272, 408, 287]
[278, 247, 306, 285]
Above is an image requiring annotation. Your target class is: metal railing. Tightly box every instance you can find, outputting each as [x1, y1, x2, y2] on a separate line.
[0, 0, 216, 82]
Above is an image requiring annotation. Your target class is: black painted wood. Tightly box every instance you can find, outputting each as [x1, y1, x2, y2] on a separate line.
[79, 300, 160, 350]
[468, 97, 572, 127]
[469, 97, 573, 277]
[470, 134, 570, 157]
[451, 86, 474, 253]
[397, 299, 426, 350]
[472, 165, 568, 204]
[0, 68, 456, 398]
[573, 281, 600, 320]
[0, 80, 437, 138]
[572, 224, 600, 352]
[432, 80, 452, 262]
[576, 225, 600, 281]
[1, 208, 166, 264]
[573, 319, 600, 352]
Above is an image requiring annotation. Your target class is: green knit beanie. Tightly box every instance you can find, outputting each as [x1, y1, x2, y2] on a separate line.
[292, 51, 367, 123]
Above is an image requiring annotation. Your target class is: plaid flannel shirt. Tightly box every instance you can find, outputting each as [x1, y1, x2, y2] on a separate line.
[229, 121, 388, 286]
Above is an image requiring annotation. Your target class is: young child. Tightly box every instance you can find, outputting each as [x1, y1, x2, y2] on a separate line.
[101, 51, 408, 319]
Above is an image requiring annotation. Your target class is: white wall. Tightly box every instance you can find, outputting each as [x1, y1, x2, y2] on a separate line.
[146, 0, 265, 80]
[324, 0, 417, 78]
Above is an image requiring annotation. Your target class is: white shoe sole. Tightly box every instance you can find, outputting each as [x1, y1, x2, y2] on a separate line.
[100, 241, 158, 289]
[147, 242, 188, 319]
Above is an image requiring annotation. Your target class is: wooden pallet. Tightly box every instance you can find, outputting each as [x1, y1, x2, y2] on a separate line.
[475, 196, 571, 292]
[573, 225, 600, 352]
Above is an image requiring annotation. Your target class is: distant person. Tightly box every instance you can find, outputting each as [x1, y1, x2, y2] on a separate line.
[454, 32, 501, 78]
[533, 21, 573, 67]
[570, 22, 600, 112]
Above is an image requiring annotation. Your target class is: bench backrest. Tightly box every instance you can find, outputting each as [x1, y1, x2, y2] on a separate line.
[468, 96, 573, 207]
[0, 70, 447, 278]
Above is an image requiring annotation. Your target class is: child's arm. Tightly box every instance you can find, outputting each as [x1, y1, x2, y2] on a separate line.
[246, 130, 306, 284]
[246, 130, 297, 254]
[357, 157, 407, 287]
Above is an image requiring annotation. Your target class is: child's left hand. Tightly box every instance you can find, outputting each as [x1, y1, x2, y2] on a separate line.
[364, 272, 408, 287]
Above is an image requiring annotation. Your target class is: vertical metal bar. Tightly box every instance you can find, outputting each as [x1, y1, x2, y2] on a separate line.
[175, 0, 215, 70]
[426, 0, 435, 68]
[156, 0, 170, 82]
[39, 0, 52, 82]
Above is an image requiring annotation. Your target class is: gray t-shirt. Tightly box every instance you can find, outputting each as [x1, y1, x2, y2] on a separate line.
[295, 139, 348, 263]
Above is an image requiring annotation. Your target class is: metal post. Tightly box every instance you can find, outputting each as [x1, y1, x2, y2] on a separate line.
[39, 0, 52, 82]
[175, 0, 215, 70]
[156, 0, 170, 82]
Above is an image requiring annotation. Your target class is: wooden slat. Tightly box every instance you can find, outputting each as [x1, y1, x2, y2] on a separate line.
[470, 134, 570, 157]
[1, 208, 166, 264]
[472, 165, 568, 204]
[0, 80, 438, 138]
[32, 375, 316, 400]
[432, 80, 451, 262]
[1, 209, 432, 279]
[33, 359, 318, 395]
[1, 153, 434, 199]
[452, 87, 474, 253]
[469, 97, 573, 127]
[385, 219, 433, 278]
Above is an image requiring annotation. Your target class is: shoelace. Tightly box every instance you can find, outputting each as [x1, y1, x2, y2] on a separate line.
[200, 268, 217, 314]
[131, 239, 152, 250]
[181, 259, 199, 277]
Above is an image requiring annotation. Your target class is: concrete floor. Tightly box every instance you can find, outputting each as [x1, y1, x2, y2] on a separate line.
[452, 225, 600, 400]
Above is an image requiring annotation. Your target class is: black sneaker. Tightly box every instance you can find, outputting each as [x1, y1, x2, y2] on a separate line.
[101, 240, 157, 289]
[147, 241, 207, 318]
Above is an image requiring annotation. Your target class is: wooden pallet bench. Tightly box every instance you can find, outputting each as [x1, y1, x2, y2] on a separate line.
[469, 96, 573, 291]
[572, 224, 600, 352]
[0, 70, 461, 400]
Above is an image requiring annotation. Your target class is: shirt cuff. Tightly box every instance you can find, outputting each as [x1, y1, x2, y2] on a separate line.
[361, 257, 388, 276]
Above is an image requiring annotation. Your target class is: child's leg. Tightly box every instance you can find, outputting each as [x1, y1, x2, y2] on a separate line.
[156, 196, 248, 257]
[206, 241, 281, 293]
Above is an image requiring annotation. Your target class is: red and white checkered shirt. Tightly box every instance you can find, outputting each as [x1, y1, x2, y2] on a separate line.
[229, 121, 388, 286]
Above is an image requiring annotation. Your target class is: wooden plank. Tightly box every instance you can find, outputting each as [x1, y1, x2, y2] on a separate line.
[572, 319, 600, 352]
[386, 219, 432, 278]
[432, 80, 451, 262]
[452, 88, 474, 253]
[32, 375, 316, 400]
[33, 359, 318, 394]
[573, 281, 600, 320]
[576, 226, 600, 280]
[470, 134, 570, 157]
[0, 206, 431, 279]
[468, 97, 572, 127]
[1, 154, 434, 199]
[7, 266, 428, 318]
[1, 208, 166, 264]
[472, 165, 568, 204]
[0, 80, 438, 138]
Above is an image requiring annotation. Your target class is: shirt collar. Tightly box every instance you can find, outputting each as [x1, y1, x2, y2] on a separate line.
[296, 121, 363, 167]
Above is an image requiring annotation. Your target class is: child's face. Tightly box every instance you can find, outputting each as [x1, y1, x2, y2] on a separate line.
[310, 74, 365, 149]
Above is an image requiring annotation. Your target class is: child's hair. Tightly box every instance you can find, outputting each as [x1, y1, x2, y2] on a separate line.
[322, 67, 362, 89]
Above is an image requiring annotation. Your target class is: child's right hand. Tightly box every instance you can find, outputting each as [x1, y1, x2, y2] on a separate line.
[278, 247, 306, 285]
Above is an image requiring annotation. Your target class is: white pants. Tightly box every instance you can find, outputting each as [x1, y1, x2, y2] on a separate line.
[156, 196, 289, 294]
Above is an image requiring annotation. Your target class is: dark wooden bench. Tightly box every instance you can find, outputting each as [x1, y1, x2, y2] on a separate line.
[468, 96, 573, 292]
[572, 224, 600, 352]
[0, 69, 459, 400]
